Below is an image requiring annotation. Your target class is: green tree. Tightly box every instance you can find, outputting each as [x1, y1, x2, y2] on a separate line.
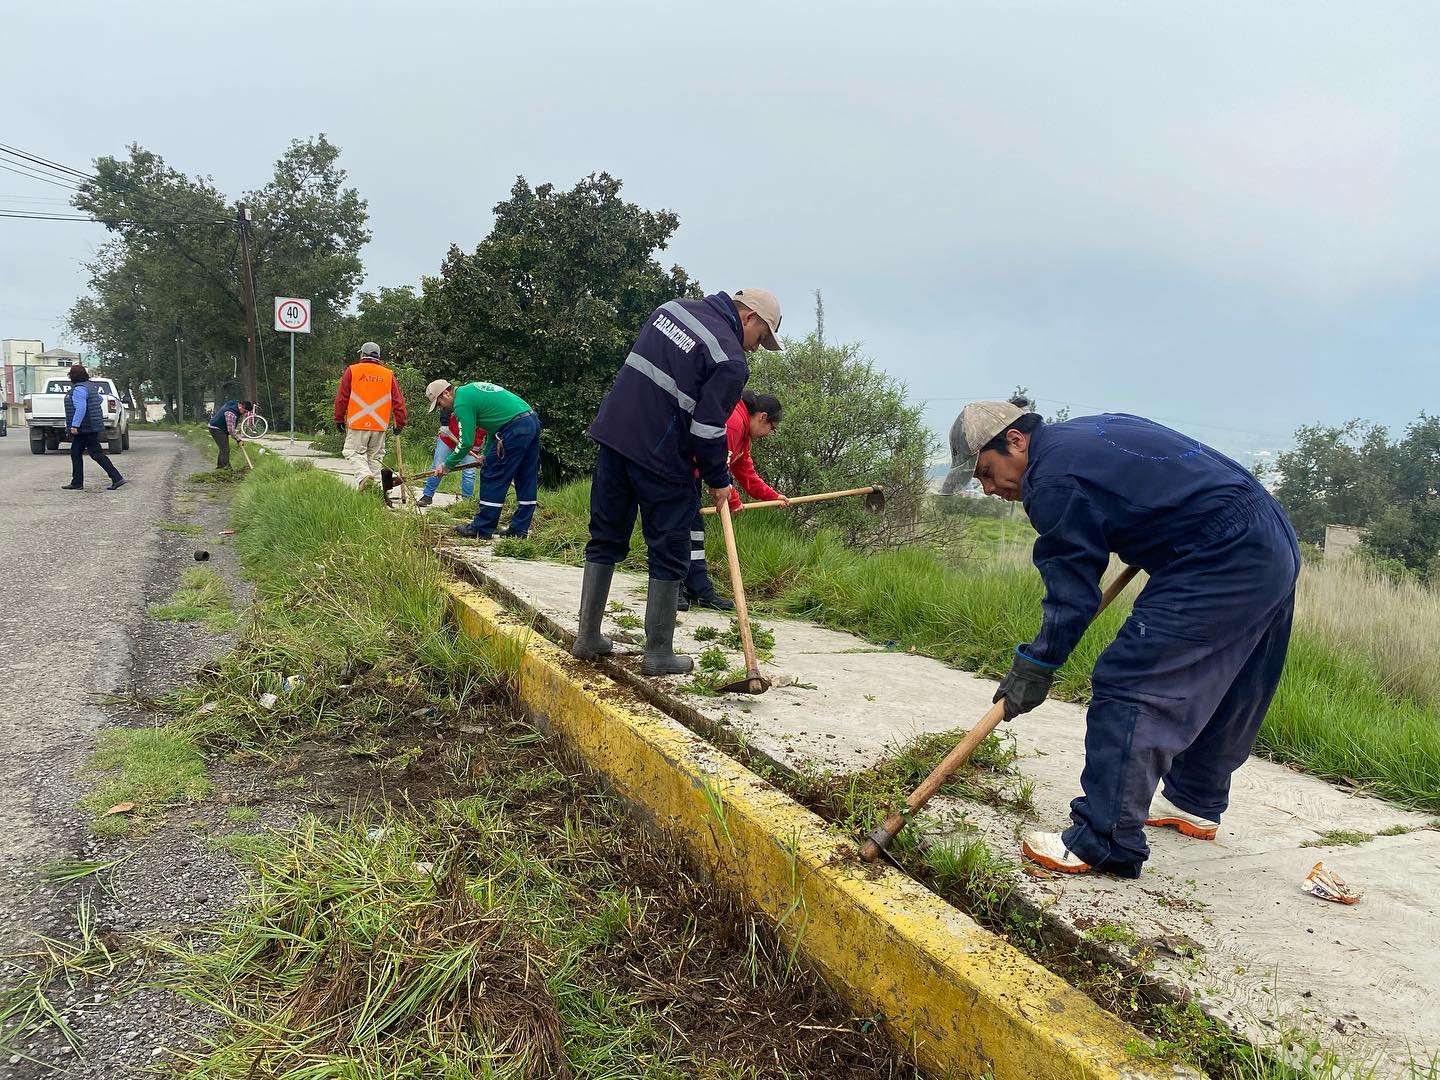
[1272, 420, 1394, 545]
[303, 285, 422, 429]
[398, 173, 698, 482]
[68, 136, 370, 428]
[746, 333, 935, 548]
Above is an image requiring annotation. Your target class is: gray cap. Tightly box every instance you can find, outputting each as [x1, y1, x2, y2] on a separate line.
[939, 400, 1027, 495]
[359, 342, 381, 358]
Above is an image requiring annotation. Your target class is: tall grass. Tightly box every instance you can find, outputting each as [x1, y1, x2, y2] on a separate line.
[1296, 557, 1440, 708]
[229, 458, 497, 679]
[519, 480, 1440, 812]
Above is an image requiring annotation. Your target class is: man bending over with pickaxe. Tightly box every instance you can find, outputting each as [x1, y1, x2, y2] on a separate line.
[943, 400, 1300, 879]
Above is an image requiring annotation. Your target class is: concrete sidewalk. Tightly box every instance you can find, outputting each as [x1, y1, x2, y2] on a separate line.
[250, 435, 466, 512]
[444, 545, 1440, 1079]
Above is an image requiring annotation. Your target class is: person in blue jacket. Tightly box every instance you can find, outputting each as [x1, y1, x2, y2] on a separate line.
[942, 399, 1300, 879]
[60, 364, 125, 491]
[572, 288, 783, 676]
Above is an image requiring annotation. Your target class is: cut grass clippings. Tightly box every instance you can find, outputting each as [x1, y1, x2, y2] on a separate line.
[148, 567, 239, 631]
[516, 479, 1440, 814]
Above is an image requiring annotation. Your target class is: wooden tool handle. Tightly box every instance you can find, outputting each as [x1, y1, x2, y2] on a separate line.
[394, 437, 409, 504]
[716, 500, 761, 683]
[701, 485, 880, 515]
[858, 563, 1142, 863]
[859, 701, 1006, 862]
[406, 458, 486, 484]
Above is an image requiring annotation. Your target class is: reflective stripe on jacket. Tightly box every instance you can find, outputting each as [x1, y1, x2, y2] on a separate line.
[587, 293, 749, 487]
[344, 362, 395, 431]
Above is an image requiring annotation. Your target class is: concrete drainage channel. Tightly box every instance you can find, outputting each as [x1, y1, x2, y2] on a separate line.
[445, 570, 1201, 1080]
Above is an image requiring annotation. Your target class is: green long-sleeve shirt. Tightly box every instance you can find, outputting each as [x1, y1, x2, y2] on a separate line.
[443, 381, 532, 469]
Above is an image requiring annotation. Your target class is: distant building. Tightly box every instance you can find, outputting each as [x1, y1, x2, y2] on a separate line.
[2, 339, 45, 429]
[1, 343, 84, 428]
[1323, 524, 1365, 561]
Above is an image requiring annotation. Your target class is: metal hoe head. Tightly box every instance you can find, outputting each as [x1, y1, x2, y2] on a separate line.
[379, 466, 398, 493]
[717, 672, 771, 696]
[863, 487, 886, 513]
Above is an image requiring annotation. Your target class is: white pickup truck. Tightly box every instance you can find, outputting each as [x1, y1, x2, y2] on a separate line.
[24, 377, 130, 455]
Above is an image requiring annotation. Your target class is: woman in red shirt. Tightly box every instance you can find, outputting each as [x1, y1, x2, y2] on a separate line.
[682, 390, 788, 610]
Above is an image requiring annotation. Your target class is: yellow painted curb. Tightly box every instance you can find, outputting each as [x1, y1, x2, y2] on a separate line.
[449, 581, 1197, 1080]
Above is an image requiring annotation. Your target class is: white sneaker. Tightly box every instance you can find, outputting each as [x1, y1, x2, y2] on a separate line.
[1020, 830, 1093, 874]
[1146, 792, 1219, 840]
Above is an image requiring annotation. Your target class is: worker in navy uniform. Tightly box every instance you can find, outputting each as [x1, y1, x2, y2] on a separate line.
[573, 288, 783, 676]
[942, 400, 1300, 878]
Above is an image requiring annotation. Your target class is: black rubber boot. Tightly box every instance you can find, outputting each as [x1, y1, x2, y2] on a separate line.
[572, 562, 615, 660]
[642, 579, 693, 676]
[688, 592, 735, 611]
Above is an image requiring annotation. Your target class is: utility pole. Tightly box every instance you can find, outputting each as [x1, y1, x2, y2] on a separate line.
[174, 320, 184, 422]
[236, 203, 259, 403]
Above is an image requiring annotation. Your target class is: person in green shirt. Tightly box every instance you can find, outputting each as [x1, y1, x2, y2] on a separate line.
[426, 379, 541, 539]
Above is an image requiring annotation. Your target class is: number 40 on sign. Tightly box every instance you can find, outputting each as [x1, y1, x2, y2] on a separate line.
[274, 297, 312, 445]
[274, 297, 311, 333]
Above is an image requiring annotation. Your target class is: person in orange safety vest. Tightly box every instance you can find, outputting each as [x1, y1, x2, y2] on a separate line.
[333, 342, 408, 490]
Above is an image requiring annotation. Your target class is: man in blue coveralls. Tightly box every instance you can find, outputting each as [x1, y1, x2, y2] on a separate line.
[573, 288, 783, 676]
[942, 400, 1300, 878]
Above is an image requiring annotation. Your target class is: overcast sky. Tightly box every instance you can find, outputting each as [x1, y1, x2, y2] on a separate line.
[6, 1, 1438, 457]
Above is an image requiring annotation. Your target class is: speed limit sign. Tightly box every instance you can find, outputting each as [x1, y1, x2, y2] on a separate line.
[273, 297, 311, 333]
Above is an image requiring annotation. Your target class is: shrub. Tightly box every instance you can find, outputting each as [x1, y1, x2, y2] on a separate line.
[746, 334, 935, 548]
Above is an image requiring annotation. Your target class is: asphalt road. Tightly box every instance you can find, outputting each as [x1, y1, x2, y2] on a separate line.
[0, 430, 190, 951]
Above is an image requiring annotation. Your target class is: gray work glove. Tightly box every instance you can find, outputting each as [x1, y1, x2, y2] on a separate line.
[994, 651, 1057, 720]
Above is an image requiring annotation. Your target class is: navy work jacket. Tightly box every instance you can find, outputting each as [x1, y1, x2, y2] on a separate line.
[588, 293, 749, 488]
[1021, 414, 1277, 667]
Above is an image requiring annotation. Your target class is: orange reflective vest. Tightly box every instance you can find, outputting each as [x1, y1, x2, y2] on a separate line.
[346, 362, 394, 431]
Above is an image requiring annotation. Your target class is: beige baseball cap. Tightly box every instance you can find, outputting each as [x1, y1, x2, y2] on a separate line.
[424, 379, 452, 412]
[734, 288, 783, 351]
[939, 400, 1027, 495]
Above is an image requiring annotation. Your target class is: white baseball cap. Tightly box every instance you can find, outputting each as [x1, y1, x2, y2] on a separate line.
[939, 400, 1028, 495]
[424, 379, 452, 412]
[733, 288, 783, 351]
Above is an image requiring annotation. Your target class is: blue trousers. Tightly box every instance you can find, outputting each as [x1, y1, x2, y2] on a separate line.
[1062, 498, 1300, 873]
[682, 479, 720, 598]
[467, 411, 541, 538]
[585, 444, 695, 581]
[422, 437, 476, 500]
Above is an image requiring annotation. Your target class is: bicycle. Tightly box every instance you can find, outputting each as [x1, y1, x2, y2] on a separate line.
[239, 410, 269, 440]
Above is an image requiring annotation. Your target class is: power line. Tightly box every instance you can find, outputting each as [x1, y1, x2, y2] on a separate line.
[0, 143, 95, 182]
[1, 141, 214, 225]
[0, 209, 97, 220]
[0, 160, 80, 190]
[0, 209, 231, 229]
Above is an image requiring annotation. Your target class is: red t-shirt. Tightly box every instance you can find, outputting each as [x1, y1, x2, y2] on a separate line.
[439, 412, 486, 453]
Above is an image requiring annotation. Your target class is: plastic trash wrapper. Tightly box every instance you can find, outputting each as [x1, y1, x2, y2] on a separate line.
[1302, 861, 1361, 904]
